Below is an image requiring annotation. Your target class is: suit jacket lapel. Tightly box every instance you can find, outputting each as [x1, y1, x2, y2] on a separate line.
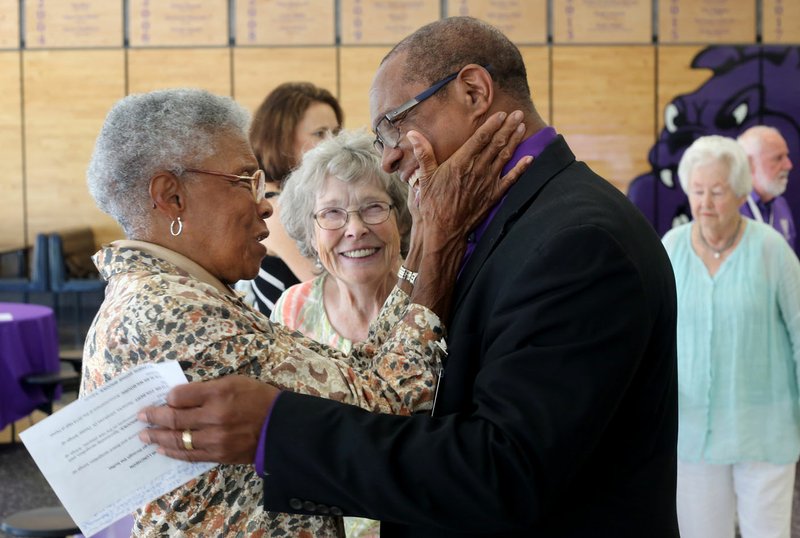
[451, 136, 576, 315]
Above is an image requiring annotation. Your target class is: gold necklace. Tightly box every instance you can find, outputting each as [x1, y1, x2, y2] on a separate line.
[697, 217, 742, 259]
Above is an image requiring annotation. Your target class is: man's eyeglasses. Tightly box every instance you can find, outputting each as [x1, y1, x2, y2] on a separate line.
[183, 168, 267, 203]
[313, 201, 394, 230]
[372, 64, 491, 154]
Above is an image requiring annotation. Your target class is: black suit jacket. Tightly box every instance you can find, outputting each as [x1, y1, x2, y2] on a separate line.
[262, 136, 679, 537]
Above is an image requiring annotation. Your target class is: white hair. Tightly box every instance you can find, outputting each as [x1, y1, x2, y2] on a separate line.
[737, 125, 784, 156]
[279, 129, 410, 259]
[678, 135, 752, 197]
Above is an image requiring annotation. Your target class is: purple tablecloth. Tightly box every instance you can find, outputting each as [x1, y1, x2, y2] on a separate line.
[78, 514, 135, 538]
[0, 302, 61, 430]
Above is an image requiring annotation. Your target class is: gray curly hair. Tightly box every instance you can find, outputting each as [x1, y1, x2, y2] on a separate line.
[87, 88, 250, 237]
[280, 129, 411, 261]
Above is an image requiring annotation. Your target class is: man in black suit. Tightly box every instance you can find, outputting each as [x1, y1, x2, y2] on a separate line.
[140, 17, 679, 537]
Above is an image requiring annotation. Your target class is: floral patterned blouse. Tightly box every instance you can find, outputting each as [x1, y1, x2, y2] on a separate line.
[81, 241, 444, 538]
[270, 275, 353, 354]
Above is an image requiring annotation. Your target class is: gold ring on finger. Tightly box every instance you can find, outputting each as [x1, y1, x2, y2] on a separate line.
[182, 429, 194, 451]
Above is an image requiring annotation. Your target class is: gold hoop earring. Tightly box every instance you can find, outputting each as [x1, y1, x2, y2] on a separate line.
[170, 217, 183, 237]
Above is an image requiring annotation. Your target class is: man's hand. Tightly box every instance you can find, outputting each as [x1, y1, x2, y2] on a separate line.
[403, 110, 533, 318]
[137, 375, 280, 464]
[409, 109, 532, 238]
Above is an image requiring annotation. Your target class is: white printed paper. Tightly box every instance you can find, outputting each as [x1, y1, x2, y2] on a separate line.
[20, 361, 216, 537]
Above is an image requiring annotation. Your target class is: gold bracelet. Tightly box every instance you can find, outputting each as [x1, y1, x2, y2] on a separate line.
[397, 265, 418, 286]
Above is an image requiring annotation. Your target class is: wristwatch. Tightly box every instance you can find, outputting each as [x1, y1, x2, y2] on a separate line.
[397, 265, 418, 286]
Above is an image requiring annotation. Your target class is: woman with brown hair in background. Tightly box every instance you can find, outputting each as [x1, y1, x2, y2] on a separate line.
[241, 82, 343, 315]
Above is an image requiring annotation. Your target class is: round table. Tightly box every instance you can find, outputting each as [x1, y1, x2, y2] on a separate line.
[0, 303, 61, 431]
[0, 505, 79, 537]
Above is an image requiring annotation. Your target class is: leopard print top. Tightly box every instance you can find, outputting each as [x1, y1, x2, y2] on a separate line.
[81, 242, 444, 537]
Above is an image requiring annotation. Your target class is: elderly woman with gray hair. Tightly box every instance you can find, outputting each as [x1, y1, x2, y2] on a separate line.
[81, 88, 527, 536]
[663, 135, 800, 538]
[270, 130, 411, 354]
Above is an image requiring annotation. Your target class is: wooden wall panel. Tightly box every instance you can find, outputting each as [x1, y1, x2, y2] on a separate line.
[127, 49, 232, 95]
[447, 0, 547, 44]
[553, 0, 652, 44]
[0, 0, 19, 49]
[24, 0, 123, 49]
[658, 0, 756, 44]
[0, 52, 23, 251]
[762, 0, 800, 43]
[552, 46, 655, 193]
[520, 47, 551, 124]
[340, 0, 439, 45]
[129, 0, 228, 47]
[232, 47, 338, 114]
[656, 46, 709, 132]
[0, 3, 774, 249]
[234, 0, 335, 46]
[338, 47, 391, 130]
[23, 50, 125, 245]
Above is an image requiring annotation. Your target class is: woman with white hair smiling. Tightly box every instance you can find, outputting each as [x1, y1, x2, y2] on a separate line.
[663, 134, 800, 538]
[271, 130, 410, 537]
[271, 130, 411, 353]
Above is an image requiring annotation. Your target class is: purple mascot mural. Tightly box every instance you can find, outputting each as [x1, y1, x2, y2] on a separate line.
[628, 45, 800, 251]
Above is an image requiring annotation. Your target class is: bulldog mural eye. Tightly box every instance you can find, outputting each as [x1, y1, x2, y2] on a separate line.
[715, 87, 758, 130]
[665, 103, 681, 134]
[660, 168, 675, 189]
[733, 102, 748, 125]
[627, 45, 800, 249]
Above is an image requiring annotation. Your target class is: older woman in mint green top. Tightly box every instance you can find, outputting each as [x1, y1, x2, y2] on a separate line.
[665, 221, 800, 460]
[663, 134, 800, 538]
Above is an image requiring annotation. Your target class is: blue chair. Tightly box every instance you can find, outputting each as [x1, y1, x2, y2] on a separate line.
[0, 233, 49, 302]
[48, 232, 106, 344]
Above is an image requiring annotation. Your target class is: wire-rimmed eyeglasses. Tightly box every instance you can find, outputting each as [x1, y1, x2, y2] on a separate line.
[313, 201, 394, 230]
[183, 168, 267, 203]
[372, 64, 491, 154]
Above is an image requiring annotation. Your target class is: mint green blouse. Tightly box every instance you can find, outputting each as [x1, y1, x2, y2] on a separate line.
[663, 220, 800, 464]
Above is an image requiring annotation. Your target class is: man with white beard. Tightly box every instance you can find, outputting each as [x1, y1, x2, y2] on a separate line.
[738, 125, 795, 249]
